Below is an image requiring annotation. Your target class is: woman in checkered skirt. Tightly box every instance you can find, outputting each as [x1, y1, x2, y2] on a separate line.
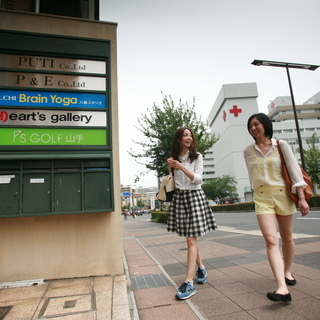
[167, 127, 217, 300]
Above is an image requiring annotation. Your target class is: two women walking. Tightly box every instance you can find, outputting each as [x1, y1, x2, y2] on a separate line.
[166, 117, 309, 302]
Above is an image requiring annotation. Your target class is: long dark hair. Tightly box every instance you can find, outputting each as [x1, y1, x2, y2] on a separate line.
[170, 127, 199, 163]
[247, 113, 273, 140]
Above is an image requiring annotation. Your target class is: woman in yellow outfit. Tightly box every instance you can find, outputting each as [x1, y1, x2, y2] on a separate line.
[243, 113, 309, 302]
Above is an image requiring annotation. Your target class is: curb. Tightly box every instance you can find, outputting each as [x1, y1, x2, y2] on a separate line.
[123, 251, 140, 320]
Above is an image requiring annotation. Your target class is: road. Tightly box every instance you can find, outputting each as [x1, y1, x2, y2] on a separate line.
[214, 210, 320, 238]
[137, 210, 320, 238]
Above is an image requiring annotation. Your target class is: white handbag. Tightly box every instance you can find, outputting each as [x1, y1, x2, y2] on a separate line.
[157, 171, 175, 202]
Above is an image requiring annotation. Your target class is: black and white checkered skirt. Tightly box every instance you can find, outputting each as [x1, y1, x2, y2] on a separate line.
[167, 189, 217, 237]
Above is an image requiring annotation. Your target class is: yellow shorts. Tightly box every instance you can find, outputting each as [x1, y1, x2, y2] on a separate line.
[253, 185, 297, 216]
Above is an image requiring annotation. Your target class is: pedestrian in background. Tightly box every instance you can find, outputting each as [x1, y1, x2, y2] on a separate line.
[243, 113, 309, 302]
[167, 127, 217, 300]
[123, 209, 128, 220]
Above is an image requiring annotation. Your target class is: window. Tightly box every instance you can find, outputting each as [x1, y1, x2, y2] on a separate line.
[1, 0, 35, 11]
[40, 0, 87, 18]
[1, 0, 99, 20]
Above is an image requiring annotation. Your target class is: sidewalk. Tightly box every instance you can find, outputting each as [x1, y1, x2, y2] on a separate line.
[0, 214, 319, 319]
[0, 273, 131, 320]
[123, 215, 320, 320]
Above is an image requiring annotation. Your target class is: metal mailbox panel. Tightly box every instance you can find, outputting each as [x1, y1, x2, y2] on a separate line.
[55, 173, 82, 211]
[84, 172, 111, 210]
[0, 175, 20, 215]
[22, 174, 51, 213]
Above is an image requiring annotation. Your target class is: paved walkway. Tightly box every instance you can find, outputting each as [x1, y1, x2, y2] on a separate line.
[0, 274, 131, 320]
[0, 214, 319, 319]
[123, 215, 320, 320]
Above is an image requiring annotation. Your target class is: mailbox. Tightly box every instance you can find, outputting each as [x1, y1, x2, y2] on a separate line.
[0, 155, 113, 218]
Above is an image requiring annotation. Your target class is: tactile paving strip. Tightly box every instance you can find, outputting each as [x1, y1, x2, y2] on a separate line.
[131, 273, 172, 290]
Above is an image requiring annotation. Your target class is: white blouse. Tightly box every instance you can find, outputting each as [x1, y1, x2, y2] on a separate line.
[173, 151, 203, 190]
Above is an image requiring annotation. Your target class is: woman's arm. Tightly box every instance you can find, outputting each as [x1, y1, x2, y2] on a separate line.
[296, 186, 309, 216]
[167, 157, 173, 173]
[279, 140, 309, 216]
[167, 158, 195, 181]
[279, 140, 307, 193]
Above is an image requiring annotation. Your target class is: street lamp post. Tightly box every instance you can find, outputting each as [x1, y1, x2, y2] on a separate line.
[251, 59, 319, 171]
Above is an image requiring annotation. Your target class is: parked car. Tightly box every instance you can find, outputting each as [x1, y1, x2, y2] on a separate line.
[135, 210, 143, 216]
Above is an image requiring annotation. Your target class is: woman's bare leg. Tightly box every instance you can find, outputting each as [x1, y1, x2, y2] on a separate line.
[257, 214, 289, 294]
[186, 237, 198, 284]
[277, 214, 295, 279]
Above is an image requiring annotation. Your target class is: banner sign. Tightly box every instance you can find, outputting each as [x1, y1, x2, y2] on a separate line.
[0, 53, 106, 74]
[0, 90, 106, 108]
[0, 109, 107, 127]
[0, 72, 106, 91]
[0, 128, 107, 146]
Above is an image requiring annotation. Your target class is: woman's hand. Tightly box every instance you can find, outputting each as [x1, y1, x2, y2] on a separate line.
[167, 158, 195, 181]
[167, 158, 182, 170]
[296, 186, 309, 216]
[299, 199, 309, 216]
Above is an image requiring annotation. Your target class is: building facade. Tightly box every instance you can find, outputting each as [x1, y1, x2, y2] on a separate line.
[0, 3, 123, 281]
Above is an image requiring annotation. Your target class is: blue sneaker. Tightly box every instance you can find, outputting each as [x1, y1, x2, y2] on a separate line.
[175, 282, 196, 300]
[195, 268, 207, 284]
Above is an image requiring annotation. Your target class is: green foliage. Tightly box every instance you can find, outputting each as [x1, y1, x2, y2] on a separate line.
[210, 202, 255, 212]
[151, 211, 169, 223]
[202, 175, 239, 200]
[149, 197, 320, 222]
[129, 94, 217, 178]
[136, 199, 145, 207]
[303, 133, 320, 188]
[307, 194, 320, 207]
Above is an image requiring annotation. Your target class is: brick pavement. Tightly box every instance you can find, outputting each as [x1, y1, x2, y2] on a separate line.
[123, 215, 320, 320]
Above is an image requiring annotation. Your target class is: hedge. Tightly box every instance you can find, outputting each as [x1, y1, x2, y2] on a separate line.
[151, 211, 168, 223]
[151, 195, 320, 223]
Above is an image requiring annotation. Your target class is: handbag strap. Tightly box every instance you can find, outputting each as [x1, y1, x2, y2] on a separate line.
[276, 139, 285, 164]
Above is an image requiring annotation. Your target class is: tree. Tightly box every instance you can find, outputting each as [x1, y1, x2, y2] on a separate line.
[202, 175, 238, 200]
[136, 199, 145, 208]
[303, 133, 320, 189]
[129, 94, 217, 178]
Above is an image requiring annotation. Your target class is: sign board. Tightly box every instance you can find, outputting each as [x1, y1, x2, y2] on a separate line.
[0, 53, 106, 74]
[0, 128, 107, 145]
[0, 109, 107, 127]
[0, 72, 106, 91]
[0, 90, 106, 108]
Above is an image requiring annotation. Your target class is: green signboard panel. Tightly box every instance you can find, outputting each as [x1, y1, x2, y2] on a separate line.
[0, 128, 107, 145]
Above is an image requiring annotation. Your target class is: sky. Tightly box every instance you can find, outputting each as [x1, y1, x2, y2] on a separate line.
[100, 0, 320, 189]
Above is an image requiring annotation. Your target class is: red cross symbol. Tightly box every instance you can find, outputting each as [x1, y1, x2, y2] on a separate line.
[230, 105, 242, 117]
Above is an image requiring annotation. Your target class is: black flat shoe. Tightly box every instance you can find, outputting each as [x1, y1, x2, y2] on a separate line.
[267, 291, 292, 302]
[285, 276, 297, 286]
